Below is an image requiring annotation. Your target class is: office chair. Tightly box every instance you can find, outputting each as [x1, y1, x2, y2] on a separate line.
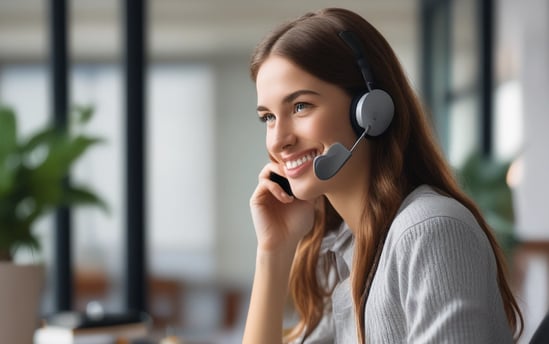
[530, 311, 549, 344]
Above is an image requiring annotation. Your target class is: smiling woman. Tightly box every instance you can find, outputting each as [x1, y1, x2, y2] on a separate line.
[243, 7, 523, 344]
[256, 55, 362, 197]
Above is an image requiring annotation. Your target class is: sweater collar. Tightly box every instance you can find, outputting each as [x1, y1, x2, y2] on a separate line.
[321, 222, 354, 281]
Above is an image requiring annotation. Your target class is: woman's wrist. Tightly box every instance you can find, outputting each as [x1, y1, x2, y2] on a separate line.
[256, 240, 298, 261]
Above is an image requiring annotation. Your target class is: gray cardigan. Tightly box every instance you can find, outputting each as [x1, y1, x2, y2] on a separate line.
[293, 185, 513, 344]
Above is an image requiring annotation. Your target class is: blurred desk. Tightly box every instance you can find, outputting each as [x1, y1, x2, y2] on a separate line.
[515, 240, 549, 254]
[75, 270, 183, 329]
[148, 277, 183, 329]
[75, 268, 108, 312]
[513, 239, 549, 298]
[514, 240, 549, 265]
[74, 270, 245, 335]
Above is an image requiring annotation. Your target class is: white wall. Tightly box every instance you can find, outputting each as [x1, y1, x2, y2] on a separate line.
[212, 57, 265, 288]
[514, 0, 549, 240]
[502, 0, 549, 341]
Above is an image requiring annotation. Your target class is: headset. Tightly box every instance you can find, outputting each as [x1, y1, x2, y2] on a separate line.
[339, 30, 394, 138]
[313, 31, 395, 180]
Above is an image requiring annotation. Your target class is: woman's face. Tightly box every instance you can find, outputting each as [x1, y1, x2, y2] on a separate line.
[256, 55, 369, 200]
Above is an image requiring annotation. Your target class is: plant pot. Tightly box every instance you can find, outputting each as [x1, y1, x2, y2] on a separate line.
[0, 262, 44, 344]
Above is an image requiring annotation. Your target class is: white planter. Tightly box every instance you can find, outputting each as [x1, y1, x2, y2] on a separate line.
[0, 262, 44, 344]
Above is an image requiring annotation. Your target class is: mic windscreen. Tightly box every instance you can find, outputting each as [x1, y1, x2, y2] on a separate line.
[314, 143, 352, 180]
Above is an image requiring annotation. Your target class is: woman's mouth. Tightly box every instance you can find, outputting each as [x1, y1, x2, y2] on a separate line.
[285, 151, 319, 170]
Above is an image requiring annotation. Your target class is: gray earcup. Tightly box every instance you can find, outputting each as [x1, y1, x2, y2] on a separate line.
[354, 89, 394, 137]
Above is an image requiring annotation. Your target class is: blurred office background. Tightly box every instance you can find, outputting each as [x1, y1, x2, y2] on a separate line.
[0, 0, 547, 342]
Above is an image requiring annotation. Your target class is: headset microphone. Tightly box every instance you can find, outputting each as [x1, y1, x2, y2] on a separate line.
[314, 126, 370, 180]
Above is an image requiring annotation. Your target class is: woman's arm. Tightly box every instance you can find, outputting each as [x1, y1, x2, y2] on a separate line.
[397, 218, 513, 343]
[242, 164, 315, 344]
[243, 245, 297, 344]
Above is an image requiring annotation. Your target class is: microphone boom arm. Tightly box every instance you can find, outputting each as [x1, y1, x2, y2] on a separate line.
[313, 125, 371, 180]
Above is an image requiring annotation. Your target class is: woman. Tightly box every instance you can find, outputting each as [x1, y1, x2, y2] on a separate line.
[243, 7, 523, 344]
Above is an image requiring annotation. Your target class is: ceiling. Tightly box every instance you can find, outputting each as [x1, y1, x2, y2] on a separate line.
[0, 0, 418, 62]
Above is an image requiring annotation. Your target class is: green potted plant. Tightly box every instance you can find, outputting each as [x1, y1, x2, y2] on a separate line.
[0, 104, 107, 344]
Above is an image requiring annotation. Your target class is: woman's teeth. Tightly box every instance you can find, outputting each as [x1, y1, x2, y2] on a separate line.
[285, 152, 318, 170]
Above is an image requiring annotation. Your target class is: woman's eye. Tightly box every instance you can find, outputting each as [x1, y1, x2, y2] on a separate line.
[294, 102, 309, 113]
[259, 113, 276, 123]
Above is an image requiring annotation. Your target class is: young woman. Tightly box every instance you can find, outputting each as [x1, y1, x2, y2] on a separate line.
[243, 7, 523, 344]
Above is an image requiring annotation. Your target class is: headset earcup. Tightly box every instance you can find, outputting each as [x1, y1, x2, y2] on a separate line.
[349, 92, 367, 136]
[355, 89, 394, 137]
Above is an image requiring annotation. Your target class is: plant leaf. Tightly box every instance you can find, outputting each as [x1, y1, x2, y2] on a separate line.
[61, 185, 109, 213]
[0, 105, 17, 157]
[0, 221, 39, 256]
[72, 105, 95, 125]
[0, 105, 108, 258]
[458, 151, 516, 256]
[31, 134, 104, 182]
[20, 127, 57, 154]
[0, 106, 18, 199]
[0, 162, 16, 199]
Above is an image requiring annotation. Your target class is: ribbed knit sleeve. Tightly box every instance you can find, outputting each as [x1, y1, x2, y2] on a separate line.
[364, 187, 513, 344]
[396, 218, 510, 343]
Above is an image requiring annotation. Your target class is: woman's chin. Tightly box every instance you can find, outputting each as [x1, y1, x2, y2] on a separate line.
[292, 185, 323, 201]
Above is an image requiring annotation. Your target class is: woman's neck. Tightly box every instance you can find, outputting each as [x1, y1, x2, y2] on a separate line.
[325, 173, 369, 234]
[323, 140, 371, 233]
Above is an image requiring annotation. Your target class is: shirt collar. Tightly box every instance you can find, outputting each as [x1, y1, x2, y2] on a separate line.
[320, 222, 354, 281]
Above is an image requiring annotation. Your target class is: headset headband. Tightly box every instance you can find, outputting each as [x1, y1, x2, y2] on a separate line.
[338, 31, 374, 91]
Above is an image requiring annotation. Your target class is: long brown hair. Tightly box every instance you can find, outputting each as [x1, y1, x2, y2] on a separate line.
[250, 7, 523, 343]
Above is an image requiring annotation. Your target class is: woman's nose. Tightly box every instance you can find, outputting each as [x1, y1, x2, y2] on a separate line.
[269, 120, 296, 152]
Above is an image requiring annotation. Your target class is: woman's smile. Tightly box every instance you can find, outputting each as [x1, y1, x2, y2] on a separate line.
[282, 150, 320, 177]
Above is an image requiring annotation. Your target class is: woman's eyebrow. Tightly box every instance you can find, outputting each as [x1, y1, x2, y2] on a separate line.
[256, 89, 321, 112]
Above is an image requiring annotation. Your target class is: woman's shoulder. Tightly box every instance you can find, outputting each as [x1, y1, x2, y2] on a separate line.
[386, 185, 484, 248]
[380, 185, 498, 286]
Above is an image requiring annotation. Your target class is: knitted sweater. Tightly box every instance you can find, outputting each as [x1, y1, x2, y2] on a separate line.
[294, 185, 513, 343]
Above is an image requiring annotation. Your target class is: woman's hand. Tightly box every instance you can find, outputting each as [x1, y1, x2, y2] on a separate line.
[244, 163, 317, 344]
[250, 163, 316, 253]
